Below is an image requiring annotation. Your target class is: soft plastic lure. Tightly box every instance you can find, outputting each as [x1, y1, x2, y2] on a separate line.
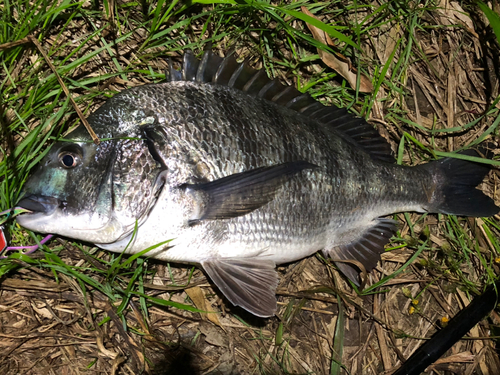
[0, 207, 32, 226]
[0, 207, 53, 258]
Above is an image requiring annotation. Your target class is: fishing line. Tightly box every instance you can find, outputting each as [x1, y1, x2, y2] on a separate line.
[0, 207, 54, 258]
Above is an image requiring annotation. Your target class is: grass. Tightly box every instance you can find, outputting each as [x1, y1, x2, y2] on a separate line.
[1, 0, 500, 374]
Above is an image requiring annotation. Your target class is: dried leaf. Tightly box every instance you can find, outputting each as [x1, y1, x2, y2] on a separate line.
[301, 6, 373, 93]
[374, 24, 401, 67]
[96, 332, 118, 359]
[433, 351, 475, 364]
[199, 323, 226, 347]
[31, 302, 53, 319]
[185, 286, 222, 327]
[437, 0, 477, 37]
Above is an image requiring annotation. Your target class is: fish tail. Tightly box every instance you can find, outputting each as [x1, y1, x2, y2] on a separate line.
[422, 146, 498, 217]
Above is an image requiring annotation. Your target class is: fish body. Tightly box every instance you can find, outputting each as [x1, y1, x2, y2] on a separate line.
[89, 82, 424, 260]
[17, 51, 499, 317]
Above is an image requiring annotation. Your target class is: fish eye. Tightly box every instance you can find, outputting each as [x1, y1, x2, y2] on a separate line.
[59, 151, 80, 169]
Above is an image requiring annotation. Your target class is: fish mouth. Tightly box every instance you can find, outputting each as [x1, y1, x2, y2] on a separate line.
[16, 195, 126, 243]
[17, 195, 60, 215]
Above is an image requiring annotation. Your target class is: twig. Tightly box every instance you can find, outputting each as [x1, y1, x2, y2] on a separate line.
[27, 35, 100, 144]
[374, 293, 393, 371]
[0, 37, 31, 51]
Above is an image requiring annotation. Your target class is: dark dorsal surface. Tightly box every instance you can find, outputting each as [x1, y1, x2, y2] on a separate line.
[165, 50, 394, 164]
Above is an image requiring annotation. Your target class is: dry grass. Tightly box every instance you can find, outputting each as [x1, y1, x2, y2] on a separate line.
[1, 1, 500, 374]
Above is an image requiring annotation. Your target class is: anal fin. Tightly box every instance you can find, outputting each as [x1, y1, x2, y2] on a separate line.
[325, 219, 398, 285]
[201, 258, 278, 317]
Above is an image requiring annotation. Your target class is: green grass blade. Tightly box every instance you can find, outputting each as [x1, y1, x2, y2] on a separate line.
[478, 2, 500, 44]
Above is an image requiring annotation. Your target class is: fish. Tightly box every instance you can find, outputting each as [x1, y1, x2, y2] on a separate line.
[16, 49, 499, 317]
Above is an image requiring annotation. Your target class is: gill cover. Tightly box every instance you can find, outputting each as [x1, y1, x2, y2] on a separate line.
[17, 126, 164, 244]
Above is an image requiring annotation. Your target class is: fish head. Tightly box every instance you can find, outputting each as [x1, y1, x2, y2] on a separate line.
[17, 122, 165, 244]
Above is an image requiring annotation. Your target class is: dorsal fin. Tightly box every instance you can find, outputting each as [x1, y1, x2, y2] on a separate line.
[166, 49, 394, 163]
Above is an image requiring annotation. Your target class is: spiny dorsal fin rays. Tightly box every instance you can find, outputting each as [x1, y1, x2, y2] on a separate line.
[165, 49, 394, 164]
[196, 49, 223, 82]
[285, 92, 314, 109]
[227, 61, 246, 88]
[166, 58, 182, 82]
[214, 51, 239, 85]
[182, 50, 198, 81]
[241, 69, 269, 95]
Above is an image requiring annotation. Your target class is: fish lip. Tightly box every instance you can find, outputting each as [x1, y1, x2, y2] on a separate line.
[17, 195, 60, 215]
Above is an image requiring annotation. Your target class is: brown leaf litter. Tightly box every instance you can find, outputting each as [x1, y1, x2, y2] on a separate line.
[1, 2, 500, 375]
[301, 6, 374, 93]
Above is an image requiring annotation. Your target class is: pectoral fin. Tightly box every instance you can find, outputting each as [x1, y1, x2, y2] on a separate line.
[325, 219, 398, 285]
[184, 161, 317, 224]
[201, 258, 278, 317]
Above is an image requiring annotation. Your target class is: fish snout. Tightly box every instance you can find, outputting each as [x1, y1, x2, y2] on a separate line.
[17, 195, 60, 215]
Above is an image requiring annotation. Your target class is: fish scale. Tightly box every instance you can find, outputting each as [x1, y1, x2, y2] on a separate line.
[88, 81, 418, 257]
[16, 50, 498, 317]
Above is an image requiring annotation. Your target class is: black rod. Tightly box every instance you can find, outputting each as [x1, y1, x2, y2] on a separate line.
[393, 281, 499, 375]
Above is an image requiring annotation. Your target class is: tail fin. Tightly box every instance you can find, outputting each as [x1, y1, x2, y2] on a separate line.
[422, 147, 499, 217]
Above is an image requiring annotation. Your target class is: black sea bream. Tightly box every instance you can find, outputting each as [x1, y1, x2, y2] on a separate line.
[16, 50, 499, 317]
